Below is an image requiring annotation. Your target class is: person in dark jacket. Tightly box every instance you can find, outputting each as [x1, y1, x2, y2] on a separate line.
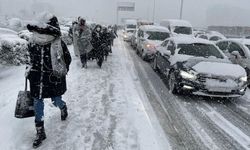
[26, 13, 71, 148]
[90, 24, 104, 67]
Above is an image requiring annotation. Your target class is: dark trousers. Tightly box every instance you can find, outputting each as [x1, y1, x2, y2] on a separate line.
[80, 53, 87, 66]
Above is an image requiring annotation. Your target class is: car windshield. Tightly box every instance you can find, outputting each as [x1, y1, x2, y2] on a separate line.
[178, 43, 224, 59]
[127, 25, 136, 29]
[174, 26, 192, 35]
[146, 31, 170, 41]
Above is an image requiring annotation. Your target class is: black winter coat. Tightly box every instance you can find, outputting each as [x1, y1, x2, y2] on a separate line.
[27, 40, 71, 99]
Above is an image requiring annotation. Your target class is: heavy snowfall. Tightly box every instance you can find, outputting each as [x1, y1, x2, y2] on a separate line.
[1, 0, 250, 150]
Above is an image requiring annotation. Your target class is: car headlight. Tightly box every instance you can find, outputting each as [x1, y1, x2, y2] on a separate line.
[180, 70, 197, 80]
[240, 76, 247, 82]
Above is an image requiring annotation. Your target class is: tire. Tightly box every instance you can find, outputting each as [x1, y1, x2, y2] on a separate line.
[168, 71, 178, 94]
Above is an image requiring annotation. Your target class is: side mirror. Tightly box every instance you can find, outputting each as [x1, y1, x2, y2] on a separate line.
[140, 37, 146, 41]
[231, 51, 241, 60]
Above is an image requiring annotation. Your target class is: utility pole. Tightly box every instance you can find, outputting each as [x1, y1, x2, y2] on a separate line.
[153, 0, 156, 22]
[179, 0, 184, 19]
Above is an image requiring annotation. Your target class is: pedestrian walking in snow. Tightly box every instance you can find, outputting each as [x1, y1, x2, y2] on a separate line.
[26, 13, 71, 148]
[72, 20, 80, 57]
[76, 18, 92, 68]
[90, 24, 104, 67]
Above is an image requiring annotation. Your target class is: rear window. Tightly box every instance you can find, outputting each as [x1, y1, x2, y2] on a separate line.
[127, 25, 136, 29]
[174, 27, 192, 35]
[178, 43, 224, 59]
[146, 31, 170, 41]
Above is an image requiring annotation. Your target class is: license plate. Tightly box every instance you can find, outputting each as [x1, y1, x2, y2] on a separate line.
[208, 87, 231, 92]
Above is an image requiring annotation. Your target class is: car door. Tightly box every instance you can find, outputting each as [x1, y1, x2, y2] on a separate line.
[137, 29, 145, 53]
[158, 40, 174, 75]
[156, 40, 169, 72]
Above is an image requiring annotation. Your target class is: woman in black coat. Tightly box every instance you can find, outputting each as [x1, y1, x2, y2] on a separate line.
[90, 25, 104, 67]
[26, 14, 71, 148]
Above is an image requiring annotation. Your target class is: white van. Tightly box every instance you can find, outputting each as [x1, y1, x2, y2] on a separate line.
[160, 19, 193, 36]
[123, 19, 137, 41]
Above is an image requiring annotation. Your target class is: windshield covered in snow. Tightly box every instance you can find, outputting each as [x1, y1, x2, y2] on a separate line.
[146, 31, 170, 41]
[178, 43, 224, 59]
[174, 26, 192, 35]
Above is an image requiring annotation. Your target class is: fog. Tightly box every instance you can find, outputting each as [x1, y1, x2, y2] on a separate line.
[1, 0, 250, 27]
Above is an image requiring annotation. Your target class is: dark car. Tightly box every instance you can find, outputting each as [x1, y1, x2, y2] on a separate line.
[152, 37, 247, 98]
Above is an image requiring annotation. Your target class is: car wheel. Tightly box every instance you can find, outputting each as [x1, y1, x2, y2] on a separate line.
[168, 71, 178, 94]
[142, 52, 147, 61]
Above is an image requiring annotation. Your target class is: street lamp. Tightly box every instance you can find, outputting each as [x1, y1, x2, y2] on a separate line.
[179, 0, 184, 19]
[153, 0, 156, 22]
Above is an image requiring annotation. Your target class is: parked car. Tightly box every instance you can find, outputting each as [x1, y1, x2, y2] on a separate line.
[160, 19, 193, 36]
[123, 29, 135, 42]
[153, 37, 247, 97]
[136, 25, 170, 61]
[216, 39, 250, 83]
[197, 31, 226, 42]
[0, 27, 28, 65]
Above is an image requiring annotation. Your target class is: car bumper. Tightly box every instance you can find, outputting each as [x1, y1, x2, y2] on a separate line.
[178, 79, 246, 98]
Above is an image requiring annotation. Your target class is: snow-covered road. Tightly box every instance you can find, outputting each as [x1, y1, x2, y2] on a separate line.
[0, 38, 169, 150]
[125, 39, 250, 150]
[2, 36, 250, 150]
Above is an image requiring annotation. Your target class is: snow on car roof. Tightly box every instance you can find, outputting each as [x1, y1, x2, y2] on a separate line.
[168, 36, 214, 45]
[219, 38, 250, 46]
[162, 19, 192, 27]
[140, 25, 170, 33]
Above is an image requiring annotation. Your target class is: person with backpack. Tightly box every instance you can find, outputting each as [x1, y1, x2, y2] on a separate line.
[26, 13, 71, 148]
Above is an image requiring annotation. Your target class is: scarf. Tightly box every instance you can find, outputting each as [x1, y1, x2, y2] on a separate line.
[31, 33, 67, 77]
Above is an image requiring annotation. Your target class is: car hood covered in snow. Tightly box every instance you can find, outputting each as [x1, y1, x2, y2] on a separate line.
[183, 58, 246, 78]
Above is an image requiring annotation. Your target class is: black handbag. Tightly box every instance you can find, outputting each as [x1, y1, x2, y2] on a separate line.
[14, 78, 35, 118]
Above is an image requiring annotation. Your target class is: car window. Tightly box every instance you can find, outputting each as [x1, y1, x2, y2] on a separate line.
[216, 41, 229, 51]
[178, 43, 224, 59]
[173, 26, 192, 35]
[146, 31, 170, 41]
[198, 35, 208, 39]
[228, 42, 245, 57]
[209, 36, 221, 41]
[245, 44, 250, 50]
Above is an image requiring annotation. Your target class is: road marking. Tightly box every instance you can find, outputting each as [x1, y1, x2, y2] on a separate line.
[202, 102, 250, 150]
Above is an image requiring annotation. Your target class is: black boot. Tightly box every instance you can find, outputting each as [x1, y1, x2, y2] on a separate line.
[61, 105, 68, 121]
[33, 121, 46, 148]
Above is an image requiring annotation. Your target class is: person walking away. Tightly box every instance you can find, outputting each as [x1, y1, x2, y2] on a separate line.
[72, 20, 80, 57]
[102, 27, 112, 59]
[91, 25, 104, 68]
[26, 13, 72, 148]
[68, 21, 77, 41]
[76, 18, 92, 68]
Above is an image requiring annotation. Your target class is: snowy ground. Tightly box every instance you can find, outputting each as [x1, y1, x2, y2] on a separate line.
[0, 38, 169, 150]
[2, 36, 250, 150]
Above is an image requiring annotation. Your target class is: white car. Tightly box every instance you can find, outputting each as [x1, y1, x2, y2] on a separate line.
[0, 27, 28, 65]
[136, 25, 170, 61]
[216, 39, 250, 83]
[123, 29, 135, 42]
[197, 31, 226, 42]
[153, 36, 247, 97]
[160, 19, 193, 36]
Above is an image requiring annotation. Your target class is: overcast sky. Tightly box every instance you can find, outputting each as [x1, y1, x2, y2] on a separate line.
[1, 0, 250, 27]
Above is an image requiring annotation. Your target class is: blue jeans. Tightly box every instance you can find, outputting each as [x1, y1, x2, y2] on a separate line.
[34, 96, 66, 122]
